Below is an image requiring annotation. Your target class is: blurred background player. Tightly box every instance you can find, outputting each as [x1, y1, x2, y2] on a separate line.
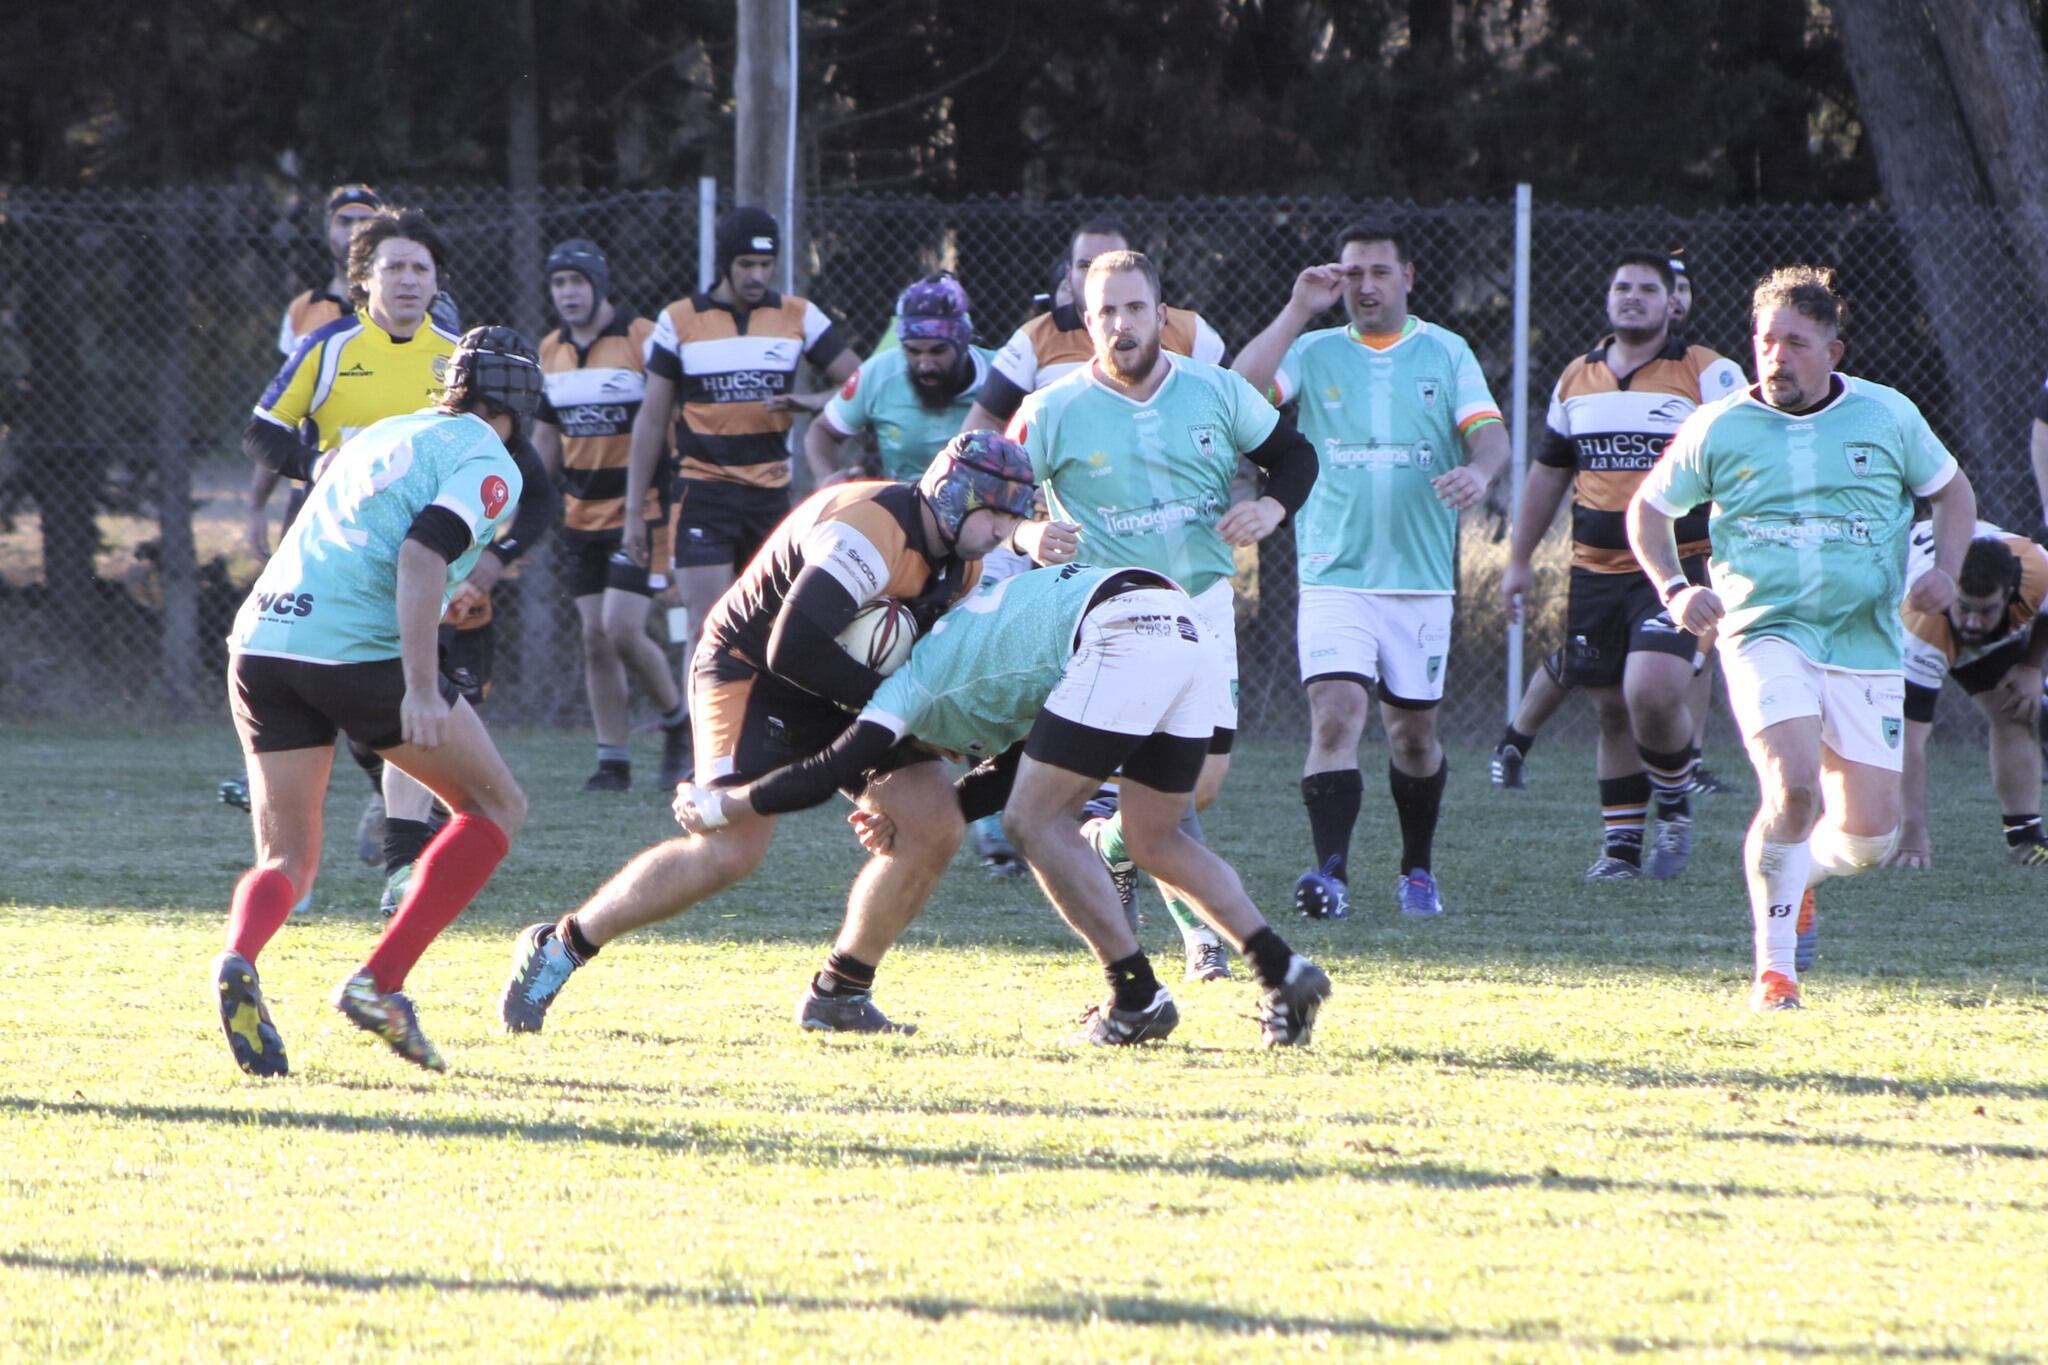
[619, 206, 860, 730]
[1015, 250, 1317, 980]
[532, 238, 691, 793]
[959, 216, 1225, 434]
[502, 433, 1031, 1038]
[1233, 219, 1507, 920]
[213, 326, 540, 1075]
[1629, 265, 1975, 1012]
[1890, 526, 2048, 868]
[1498, 251, 1744, 882]
[1490, 247, 1737, 798]
[803, 271, 1022, 875]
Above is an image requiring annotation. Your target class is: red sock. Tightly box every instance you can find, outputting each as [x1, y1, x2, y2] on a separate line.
[226, 867, 296, 962]
[362, 813, 509, 993]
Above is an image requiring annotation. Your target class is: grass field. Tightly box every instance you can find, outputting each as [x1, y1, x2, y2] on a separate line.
[4, 724, 2045, 1362]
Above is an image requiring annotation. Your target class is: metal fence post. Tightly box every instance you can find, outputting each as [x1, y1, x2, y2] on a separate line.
[698, 177, 718, 292]
[1506, 183, 1532, 723]
[154, 186, 202, 712]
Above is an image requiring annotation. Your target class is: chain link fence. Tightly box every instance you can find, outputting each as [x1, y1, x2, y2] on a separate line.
[3, 186, 2043, 747]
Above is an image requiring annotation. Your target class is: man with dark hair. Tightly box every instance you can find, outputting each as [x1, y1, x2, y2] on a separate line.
[1498, 251, 1745, 882]
[533, 238, 691, 793]
[1629, 264, 1978, 1012]
[619, 207, 861, 725]
[960, 217, 1225, 433]
[1233, 218, 1508, 920]
[502, 432, 1033, 1038]
[1889, 524, 2048, 869]
[214, 325, 542, 1076]
[1013, 250, 1318, 980]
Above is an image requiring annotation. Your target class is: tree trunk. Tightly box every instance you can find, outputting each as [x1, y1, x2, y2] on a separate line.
[1925, 0, 2048, 307]
[735, 0, 794, 225]
[505, 0, 555, 720]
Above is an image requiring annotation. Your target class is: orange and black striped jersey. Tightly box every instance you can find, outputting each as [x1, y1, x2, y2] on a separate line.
[539, 312, 661, 536]
[644, 290, 845, 491]
[276, 286, 350, 357]
[977, 302, 1226, 422]
[705, 481, 982, 671]
[1536, 336, 1746, 573]
[1902, 521, 2048, 681]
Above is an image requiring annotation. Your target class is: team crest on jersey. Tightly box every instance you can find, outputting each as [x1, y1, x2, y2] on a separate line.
[432, 356, 448, 381]
[1417, 379, 1440, 411]
[1416, 440, 1435, 469]
[1187, 425, 1220, 461]
[1844, 443, 1879, 477]
[481, 475, 510, 518]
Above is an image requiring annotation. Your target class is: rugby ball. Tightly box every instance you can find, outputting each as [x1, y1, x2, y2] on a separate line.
[836, 599, 919, 676]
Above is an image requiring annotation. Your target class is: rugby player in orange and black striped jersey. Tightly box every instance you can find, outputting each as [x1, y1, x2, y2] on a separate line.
[959, 216, 1226, 432]
[533, 238, 692, 795]
[618, 207, 860, 710]
[1500, 250, 1746, 883]
[497, 433, 1036, 1040]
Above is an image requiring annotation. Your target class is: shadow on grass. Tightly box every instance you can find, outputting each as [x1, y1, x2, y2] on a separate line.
[10, 1095, 2048, 1215]
[0, 1248, 2029, 1360]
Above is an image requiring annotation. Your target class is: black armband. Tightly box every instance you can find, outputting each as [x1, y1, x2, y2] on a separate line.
[749, 721, 899, 816]
[405, 505, 473, 563]
[1242, 416, 1318, 515]
[488, 436, 557, 564]
[1903, 681, 1940, 725]
[244, 415, 317, 483]
[974, 370, 1027, 424]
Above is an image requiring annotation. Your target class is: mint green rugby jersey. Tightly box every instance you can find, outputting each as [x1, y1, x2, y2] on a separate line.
[1274, 319, 1501, 592]
[1638, 375, 1959, 672]
[229, 409, 523, 664]
[1012, 355, 1278, 597]
[863, 564, 1173, 759]
[820, 345, 996, 480]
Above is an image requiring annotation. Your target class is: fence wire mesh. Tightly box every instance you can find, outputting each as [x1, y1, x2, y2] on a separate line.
[2, 186, 2042, 749]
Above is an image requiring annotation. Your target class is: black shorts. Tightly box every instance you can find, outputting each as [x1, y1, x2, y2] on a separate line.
[690, 647, 928, 790]
[1022, 711, 1209, 795]
[438, 619, 493, 704]
[231, 653, 409, 753]
[671, 479, 790, 572]
[561, 528, 669, 599]
[1560, 557, 1706, 689]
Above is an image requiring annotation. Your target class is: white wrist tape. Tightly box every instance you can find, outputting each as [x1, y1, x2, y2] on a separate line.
[688, 786, 730, 831]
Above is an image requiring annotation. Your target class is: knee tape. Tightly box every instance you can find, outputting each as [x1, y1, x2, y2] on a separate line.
[1809, 825, 1898, 882]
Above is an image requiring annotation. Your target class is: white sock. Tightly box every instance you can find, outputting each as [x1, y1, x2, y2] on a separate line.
[1744, 827, 1811, 981]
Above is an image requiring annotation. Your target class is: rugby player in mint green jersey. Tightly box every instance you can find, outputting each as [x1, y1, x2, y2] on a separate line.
[672, 563, 1333, 1048]
[1006, 250, 1319, 984]
[1234, 218, 1510, 922]
[1628, 266, 1977, 1014]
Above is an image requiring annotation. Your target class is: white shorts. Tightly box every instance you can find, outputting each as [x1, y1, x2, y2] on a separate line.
[1186, 577, 1238, 734]
[1297, 587, 1454, 704]
[1042, 588, 1212, 740]
[1721, 635, 1906, 771]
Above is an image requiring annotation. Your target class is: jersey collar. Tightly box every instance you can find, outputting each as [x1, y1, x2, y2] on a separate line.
[1346, 316, 1419, 351]
[1087, 350, 1180, 407]
[1744, 373, 1849, 418]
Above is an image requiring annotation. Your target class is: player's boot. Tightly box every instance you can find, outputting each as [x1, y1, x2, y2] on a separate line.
[500, 922, 581, 1033]
[1794, 888, 1819, 974]
[1397, 868, 1444, 918]
[1749, 970, 1802, 1013]
[332, 971, 446, 1071]
[581, 761, 630, 793]
[797, 983, 918, 1035]
[1689, 765, 1732, 795]
[1069, 988, 1179, 1045]
[217, 775, 251, 811]
[1583, 853, 1641, 882]
[2005, 838, 2048, 867]
[657, 722, 693, 789]
[355, 792, 386, 866]
[1185, 938, 1232, 982]
[1292, 856, 1351, 920]
[377, 863, 412, 920]
[1257, 955, 1332, 1048]
[1489, 743, 1526, 790]
[971, 814, 1026, 879]
[211, 951, 287, 1078]
[1080, 816, 1140, 936]
[1644, 814, 1694, 881]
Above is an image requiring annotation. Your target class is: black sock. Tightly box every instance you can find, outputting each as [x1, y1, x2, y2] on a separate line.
[1389, 758, 1447, 873]
[382, 818, 434, 877]
[1105, 951, 1161, 1012]
[348, 737, 384, 791]
[816, 950, 877, 997]
[557, 913, 599, 963]
[1499, 725, 1535, 756]
[1300, 769, 1362, 882]
[1598, 773, 1651, 865]
[1241, 927, 1295, 991]
[2003, 814, 2042, 848]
